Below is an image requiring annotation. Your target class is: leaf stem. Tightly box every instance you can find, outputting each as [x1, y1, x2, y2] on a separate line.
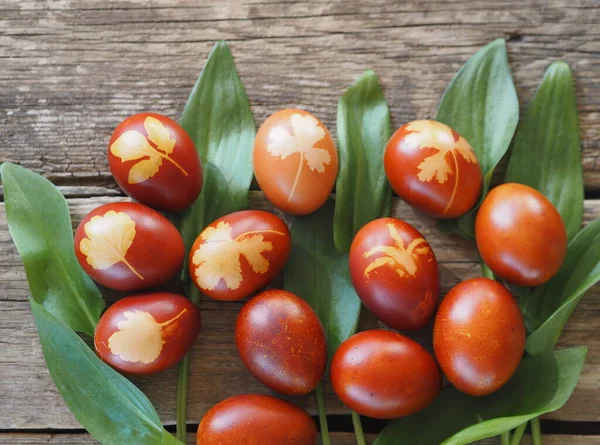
[316, 382, 331, 445]
[176, 353, 190, 443]
[480, 260, 495, 280]
[122, 258, 144, 281]
[161, 154, 189, 176]
[531, 417, 544, 445]
[501, 431, 511, 445]
[510, 422, 527, 445]
[176, 292, 200, 444]
[287, 152, 304, 204]
[351, 411, 367, 445]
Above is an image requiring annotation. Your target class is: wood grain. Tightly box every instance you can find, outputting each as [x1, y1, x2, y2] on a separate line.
[0, 0, 599, 195]
[0, 433, 597, 445]
[0, 194, 598, 430]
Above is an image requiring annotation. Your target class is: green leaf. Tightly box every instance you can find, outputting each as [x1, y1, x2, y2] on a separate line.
[334, 70, 392, 252]
[522, 219, 600, 354]
[436, 39, 519, 238]
[30, 299, 183, 445]
[173, 41, 255, 298]
[505, 62, 583, 240]
[1, 162, 104, 336]
[284, 200, 361, 365]
[374, 347, 586, 445]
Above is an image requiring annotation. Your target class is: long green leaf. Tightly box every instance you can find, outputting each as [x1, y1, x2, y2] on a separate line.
[1, 162, 104, 336]
[374, 347, 586, 445]
[171, 41, 255, 440]
[173, 41, 255, 298]
[334, 70, 392, 252]
[505, 62, 583, 240]
[284, 200, 361, 365]
[436, 39, 519, 238]
[31, 299, 183, 445]
[523, 219, 600, 354]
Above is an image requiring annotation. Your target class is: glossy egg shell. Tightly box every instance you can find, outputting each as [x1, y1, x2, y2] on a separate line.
[253, 108, 338, 215]
[349, 218, 440, 330]
[197, 394, 317, 445]
[94, 292, 201, 375]
[74, 201, 185, 291]
[330, 330, 441, 419]
[475, 183, 568, 286]
[433, 278, 526, 396]
[236, 289, 326, 395]
[384, 120, 482, 218]
[189, 210, 291, 301]
[108, 112, 203, 212]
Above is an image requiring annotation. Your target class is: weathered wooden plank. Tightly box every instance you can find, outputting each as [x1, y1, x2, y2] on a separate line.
[0, 433, 597, 445]
[0, 0, 599, 193]
[0, 194, 598, 429]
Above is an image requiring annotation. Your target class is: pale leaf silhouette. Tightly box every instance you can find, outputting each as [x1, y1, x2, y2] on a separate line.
[107, 309, 187, 364]
[110, 116, 188, 184]
[79, 210, 143, 280]
[191, 221, 285, 290]
[267, 113, 332, 202]
[400, 120, 476, 185]
[363, 223, 430, 278]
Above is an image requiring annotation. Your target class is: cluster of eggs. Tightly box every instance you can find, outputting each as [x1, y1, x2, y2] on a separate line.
[74, 109, 567, 444]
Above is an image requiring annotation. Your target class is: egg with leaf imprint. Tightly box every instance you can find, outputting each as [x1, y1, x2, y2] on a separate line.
[94, 292, 201, 375]
[189, 210, 291, 301]
[384, 120, 482, 219]
[253, 108, 338, 215]
[108, 113, 203, 212]
[349, 217, 440, 330]
[74, 202, 184, 291]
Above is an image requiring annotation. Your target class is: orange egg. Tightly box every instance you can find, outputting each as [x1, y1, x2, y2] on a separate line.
[253, 109, 338, 215]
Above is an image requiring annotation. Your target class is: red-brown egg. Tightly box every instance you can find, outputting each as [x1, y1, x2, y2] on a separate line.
[253, 109, 338, 215]
[189, 210, 291, 301]
[94, 292, 201, 375]
[384, 120, 482, 218]
[475, 183, 568, 286]
[108, 113, 203, 212]
[74, 202, 184, 291]
[235, 289, 326, 395]
[331, 330, 441, 419]
[349, 218, 439, 330]
[197, 394, 317, 445]
[433, 278, 526, 396]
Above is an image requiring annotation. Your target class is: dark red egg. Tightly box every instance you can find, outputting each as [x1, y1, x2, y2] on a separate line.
[433, 278, 526, 396]
[197, 394, 317, 445]
[349, 217, 439, 330]
[331, 330, 441, 419]
[94, 292, 201, 375]
[235, 289, 326, 395]
[189, 210, 291, 301]
[475, 183, 568, 286]
[74, 201, 184, 291]
[108, 113, 203, 212]
[384, 120, 482, 218]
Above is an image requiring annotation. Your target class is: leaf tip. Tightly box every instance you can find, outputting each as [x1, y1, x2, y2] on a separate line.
[546, 60, 573, 80]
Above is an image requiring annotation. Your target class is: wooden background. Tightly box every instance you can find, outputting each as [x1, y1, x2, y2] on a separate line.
[1, 0, 599, 444]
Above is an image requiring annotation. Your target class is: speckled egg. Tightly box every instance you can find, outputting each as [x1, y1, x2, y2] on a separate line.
[235, 289, 327, 395]
[433, 278, 526, 396]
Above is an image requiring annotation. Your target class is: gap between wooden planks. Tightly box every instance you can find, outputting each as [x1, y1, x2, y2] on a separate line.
[0, 192, 599, 432]
[0, 0, 599, 193]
